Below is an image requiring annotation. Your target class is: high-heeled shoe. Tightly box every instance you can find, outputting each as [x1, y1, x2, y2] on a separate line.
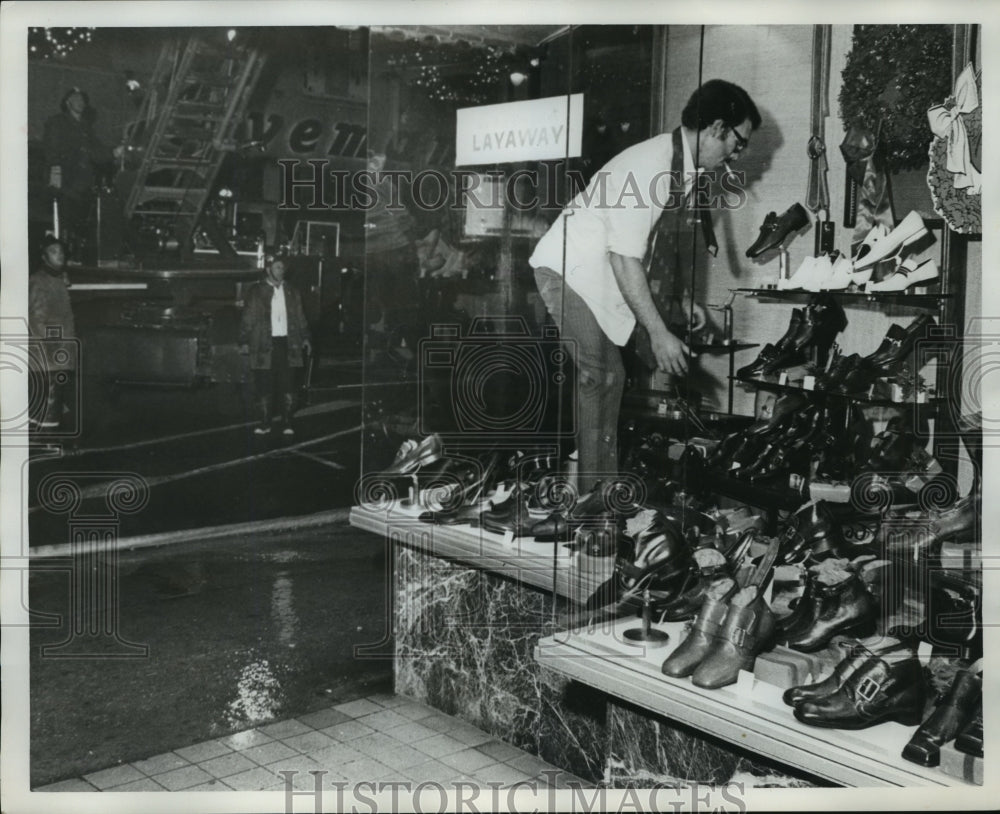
[867, 257, 940, 292]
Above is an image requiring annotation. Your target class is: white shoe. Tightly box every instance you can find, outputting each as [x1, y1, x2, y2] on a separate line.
[867, 258, 940, 292]
[778, 257, 818, 290]
[805, 255, 835, 292]
[853, 212, 929, 270]
[851, 223, 889, 265]
[254, 426, 271, 435]
[821, 254, 854, 290]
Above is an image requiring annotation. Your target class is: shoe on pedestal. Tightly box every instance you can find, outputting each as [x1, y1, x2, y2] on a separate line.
[902, 667, 982, 767]
[746, 202, 811, 258]
[691, 584, 777, 689]
[853, 211, 930, 270]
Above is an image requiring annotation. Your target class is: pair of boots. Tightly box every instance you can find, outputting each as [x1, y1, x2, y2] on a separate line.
[783, 645, 926, 730]
[255, 393, 295, 436]
[660, 537, 780, 689]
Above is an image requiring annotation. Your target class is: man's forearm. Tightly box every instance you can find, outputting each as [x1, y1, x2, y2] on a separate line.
[609, 251, 670, 337]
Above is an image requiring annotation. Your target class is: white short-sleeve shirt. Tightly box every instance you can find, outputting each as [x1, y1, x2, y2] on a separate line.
[530, 130, 696, 346]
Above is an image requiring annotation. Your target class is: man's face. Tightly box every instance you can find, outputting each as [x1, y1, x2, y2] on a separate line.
[44, 244, 65, 270]
[703, 117, 752, 169]
[269, 260, 286, 284]
[65, 92, 86, 116]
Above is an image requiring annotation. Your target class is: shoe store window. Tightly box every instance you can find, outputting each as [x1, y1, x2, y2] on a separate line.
[350, 23, 984, 793]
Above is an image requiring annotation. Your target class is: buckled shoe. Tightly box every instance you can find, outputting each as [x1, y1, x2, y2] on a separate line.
[691, 585, 777, 689]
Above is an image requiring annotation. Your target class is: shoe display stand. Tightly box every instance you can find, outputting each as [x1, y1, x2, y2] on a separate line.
[534, 617, 980, 787]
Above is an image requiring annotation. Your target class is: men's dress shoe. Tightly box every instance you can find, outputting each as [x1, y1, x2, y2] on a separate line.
[617, 513, 691, 595]
[851, 222, 889, 266]
[692, 584, 777, 689]
[661, 579, 737, 678]
[866, 314, 935, 370]
[787, 571, 877, 653]
[803, 254, 835, 292]
[816, 353, 862, 391]
[778, 256, 820, 291]
[954, 700, 983, 757]
[794, 655, 926, 730]
[902, 668, 982, 767]
[384, 434, 444, 475]
[571, 480, 642, 522]
[529, 511, 573, 542]
[736, 310, 805, 379]
[479, 492, 535, 536]
[853, 211, 929, 270]
[746, 202, 810, 258]
[783, 647, 873, 707]
[867, 258, 940, 292]
[820, 253, 854, 290]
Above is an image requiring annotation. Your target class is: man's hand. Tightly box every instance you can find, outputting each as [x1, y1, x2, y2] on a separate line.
[686, 301, 707, 331]
[650, 328, 690, 376]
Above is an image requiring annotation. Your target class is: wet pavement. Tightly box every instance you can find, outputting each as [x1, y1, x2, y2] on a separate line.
[29, 526, 394, 787]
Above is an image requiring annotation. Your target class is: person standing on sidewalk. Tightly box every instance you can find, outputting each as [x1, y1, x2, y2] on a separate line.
[240, 253, 311, 436]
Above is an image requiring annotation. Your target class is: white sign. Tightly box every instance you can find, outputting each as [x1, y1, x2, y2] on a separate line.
[455, 94, 584, 166]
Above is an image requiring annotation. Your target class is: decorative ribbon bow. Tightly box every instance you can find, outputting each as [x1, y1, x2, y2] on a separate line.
[927, 62, 981, 195]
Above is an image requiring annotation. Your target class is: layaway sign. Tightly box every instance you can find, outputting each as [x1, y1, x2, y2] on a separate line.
[455, 94, 584, 165]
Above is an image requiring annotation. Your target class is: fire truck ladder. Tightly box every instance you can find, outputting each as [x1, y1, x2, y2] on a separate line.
[123, 35, 266, 253]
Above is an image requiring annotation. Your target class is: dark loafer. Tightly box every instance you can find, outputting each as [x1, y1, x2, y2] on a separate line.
[746, 203, 810, 258]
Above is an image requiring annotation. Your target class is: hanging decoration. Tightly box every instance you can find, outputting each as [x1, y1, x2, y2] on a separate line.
[28, 28, 95, 60]
[384, 44, 523, 106]
[838, 25, 952, 174]
[926, 63, 981, 235]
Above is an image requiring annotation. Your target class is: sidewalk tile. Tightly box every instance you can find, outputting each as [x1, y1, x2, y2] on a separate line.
[412, 733, 467, 759]
[348, 732, 402, 759]
[131, 752, 189, 776]
[320, 719, 375, 741]
[477, 740, 527, 763]
[298, 708, 351, 730]
[357, 708, 410, 731]
[281, 729, 337, 754]
[474, 761, 537, 786]
[367, 692, 407, 708]
[306, 742, 362, 770]
[338, 756, 393, 781]
[375, 743, 429, 771]
[185, 779, 234, 791]
[33, 778, 98, 792]
[155, 765, 214, 791]
[259, 719, 313, 740]
[506, 753, 554, 776]
[175, 740, 232, 763]
[333, 698, 382, 718]
[243, 740, 298, 766]
[400, 759, 455, 784]
[82, 764, 145, 790]
[439, 748, 494, 774]
[392, 700, 436, 721]
[386, 721, 439, 745]
[112, 777, 168, 791]
[199, 751, 258, 779]
[218, 729, 274, 751]
[449, 724, 493, 747]
[224, 766, 286, 791]
[420, 714, 461, 734]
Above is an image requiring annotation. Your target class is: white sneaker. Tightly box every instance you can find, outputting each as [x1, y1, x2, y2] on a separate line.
[853, 212, 929, 270]
[778, 257, 818, 290]
[867, 258, 940, 292]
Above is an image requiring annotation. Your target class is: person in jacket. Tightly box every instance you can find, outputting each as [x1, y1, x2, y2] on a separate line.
[240, 254, 311, 436]
[29, 235, 77, 431]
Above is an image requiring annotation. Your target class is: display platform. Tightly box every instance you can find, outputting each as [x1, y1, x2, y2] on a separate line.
[534, 618, 981, 788]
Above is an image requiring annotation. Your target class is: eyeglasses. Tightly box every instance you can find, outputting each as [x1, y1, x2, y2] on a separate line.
[730, 126, 750, 153]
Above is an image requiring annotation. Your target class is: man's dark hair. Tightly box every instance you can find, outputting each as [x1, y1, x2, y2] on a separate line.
[681, 79, 761, 131]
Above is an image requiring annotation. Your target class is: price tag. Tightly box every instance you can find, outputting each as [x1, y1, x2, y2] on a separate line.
[917, 640, 934, 661]
[803, 375, 815, 390]
[778, 371, 789, 386]
[501, 530, 515, 547]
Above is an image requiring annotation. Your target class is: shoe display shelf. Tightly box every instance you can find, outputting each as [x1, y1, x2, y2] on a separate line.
[535, 616, 980, 787]
[728, 376, 948, 410]
[734, 288, 949, 312]
[349, 498, 614, 606]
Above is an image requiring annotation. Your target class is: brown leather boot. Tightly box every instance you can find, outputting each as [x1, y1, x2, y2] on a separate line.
[692, 584, 776, 689]
[787, 570, 877, 653]
[661, 579, 736, 679]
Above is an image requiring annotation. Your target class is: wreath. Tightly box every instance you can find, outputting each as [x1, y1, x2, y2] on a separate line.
[839, 25, 953, 174]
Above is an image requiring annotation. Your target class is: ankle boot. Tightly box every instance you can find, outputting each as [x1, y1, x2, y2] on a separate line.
[736, 309, 804, 379]
[660, 548, 732, 622]
[787, 571, 877, 653]
[691, 585, 776, 689]
[777, 573, 823, 642]
[954, 700, 983, 757]
[661, 579, 737, 678]
[902, 668, 982, 767]
[794, 655, 926, 729]
[782, 647, 872, 706]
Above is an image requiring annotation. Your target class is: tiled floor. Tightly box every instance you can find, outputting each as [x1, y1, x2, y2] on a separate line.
[35, 693, 593, 792]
